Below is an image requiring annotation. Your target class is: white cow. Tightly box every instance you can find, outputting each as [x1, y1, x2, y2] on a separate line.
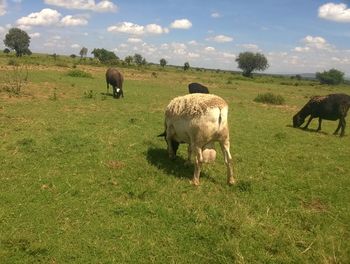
[159, 93, 235, 186]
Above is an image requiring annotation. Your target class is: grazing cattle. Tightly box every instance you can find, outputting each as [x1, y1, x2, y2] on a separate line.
[106, 68, 124, 99]
[293, 93, 350, 137]
[188, 82, 210, 94]
[158, 93, 235, 185]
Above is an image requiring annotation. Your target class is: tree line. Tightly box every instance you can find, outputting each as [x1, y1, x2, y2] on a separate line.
[2, 27, 346, 85]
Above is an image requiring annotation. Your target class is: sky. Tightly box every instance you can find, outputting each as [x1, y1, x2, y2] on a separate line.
[1, 0, 350, 76]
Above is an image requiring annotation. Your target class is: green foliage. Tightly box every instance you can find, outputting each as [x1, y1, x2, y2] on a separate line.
[66, 69, 93, 78]
[91, 48, 119, 64]
[133, 53, 147, 66]
[184, 61, 190, 71]
[4, 28, 31, 57]
[160, 58, 167, 67]
[236, 52, 269, 77]
[124, 55, 133, 66]
[4, 48, 11, 54]
[254, 92, 285, 105]
[79, 47, 88, 59]
[316, 68, 344, 85]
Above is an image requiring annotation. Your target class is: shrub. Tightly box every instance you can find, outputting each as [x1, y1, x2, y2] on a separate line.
[67, 69, 92, 78]
[254, 92, 285, 105]
[316, 68, 344, 85]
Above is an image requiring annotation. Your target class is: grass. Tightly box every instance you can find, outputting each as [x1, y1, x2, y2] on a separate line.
[0, 54, 349, 263]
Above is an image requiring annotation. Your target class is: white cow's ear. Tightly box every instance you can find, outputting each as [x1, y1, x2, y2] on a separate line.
[116, 88, 121, 92]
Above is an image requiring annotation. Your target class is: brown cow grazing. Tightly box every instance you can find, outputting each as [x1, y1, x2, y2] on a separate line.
[293, 93, 350, 137]
[106, 68, 124, 99]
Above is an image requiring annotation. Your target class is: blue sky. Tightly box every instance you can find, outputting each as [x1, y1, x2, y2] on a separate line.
[1, 0, 350, 76]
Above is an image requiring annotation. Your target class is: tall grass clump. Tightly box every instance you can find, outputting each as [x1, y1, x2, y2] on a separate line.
[66, 69, 92, 78]
[254, 92, 285, 105]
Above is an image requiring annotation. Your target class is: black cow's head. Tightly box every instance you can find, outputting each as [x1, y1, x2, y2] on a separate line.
[292, 114, 305, 128]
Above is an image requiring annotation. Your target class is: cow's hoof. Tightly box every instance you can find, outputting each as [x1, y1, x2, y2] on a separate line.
[190, 179, 200, 186]
[227, 178, 236, 185]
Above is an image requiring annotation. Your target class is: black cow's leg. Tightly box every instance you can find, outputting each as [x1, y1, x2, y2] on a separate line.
[340, 117, 346, 137]
[112, 86, 117, 98]
[333, 119, 342, 135]
[316, 118, 322, 131]
[302, 116, 313, 129]
[106, 83, 109, 94]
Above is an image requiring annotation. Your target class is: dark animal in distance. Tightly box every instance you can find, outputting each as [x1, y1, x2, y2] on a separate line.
[106, 68, 124, 99]
[293, 93, 350, 137]
[188, 82, 209, 94]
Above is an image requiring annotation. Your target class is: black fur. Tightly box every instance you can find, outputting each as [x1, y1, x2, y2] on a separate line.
[188, 82, 209, 94]
[293, 93, 350, 136]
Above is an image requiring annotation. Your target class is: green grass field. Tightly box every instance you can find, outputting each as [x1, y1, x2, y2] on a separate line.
[0, 55, 349, 263]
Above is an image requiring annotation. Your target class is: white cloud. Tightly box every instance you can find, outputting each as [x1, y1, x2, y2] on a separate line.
[188, 52, 200, 58]
[170, 19, 192, 29]
[17, 8, 89, 28]
[293, 46, 310, 52]
[0, 0, 6, 16]
[145, 23, 167, 34]
[188, 40, 198, 45]
[211, 12, 221, 18]
[17, 8, 61, 27]
[222, 52, 236, 59]
[44, 0, 117, 12]
[241, 43, 260, 51]
[318, 3, 350, 23]
[204, 46, 216, 52]
[302, 35, 331, 50]
[71, 43, 80, 48]
[61, 15, 88, 26]
[127, 37, 142, 43]
[29, 32, 41, 38]
[107, 22, 144, 35]
[212, 35, 233, 43]
[107, 21, 167, 35]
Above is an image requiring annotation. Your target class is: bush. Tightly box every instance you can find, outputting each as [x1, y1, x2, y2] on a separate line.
[254, 92, 285, 105]
[316, 68, 344, 85]
[66, 69, 92, 78]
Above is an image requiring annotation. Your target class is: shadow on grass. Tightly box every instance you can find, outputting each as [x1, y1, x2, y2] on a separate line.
[286, 124, 328, 135]
[100, 92, 114, 97]
[146, 147, 193, 180]
[146, 147, 212, 182]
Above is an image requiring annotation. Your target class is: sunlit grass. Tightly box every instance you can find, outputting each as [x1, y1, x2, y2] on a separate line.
[0, 55, 349, 263]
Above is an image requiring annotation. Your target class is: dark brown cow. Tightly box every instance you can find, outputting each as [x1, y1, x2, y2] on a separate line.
[293, 93, 350, 136]
[106, 68, 124, 99]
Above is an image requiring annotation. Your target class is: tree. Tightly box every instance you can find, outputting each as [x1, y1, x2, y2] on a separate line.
[235, 52, 269, 77]
[3, 48, 11, 54]
[316, 69, 344, 85]
[91, 48, 119, 64]
[133, 53, 144, 66]
[160, 58, 167, 68]
[4, 28, 31, 57]
[124, 55, 133, 66]
[79, 47, 88, 59]
[184, 62, 190, 71]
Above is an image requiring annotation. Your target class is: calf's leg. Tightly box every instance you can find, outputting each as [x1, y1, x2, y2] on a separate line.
[333, 119, 342, 135]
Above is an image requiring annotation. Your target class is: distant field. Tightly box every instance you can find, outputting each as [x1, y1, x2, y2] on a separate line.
[0, 54, 349, 263]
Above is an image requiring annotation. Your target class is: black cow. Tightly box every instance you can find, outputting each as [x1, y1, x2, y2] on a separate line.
[188, 82, 209, 94]
[106, 68, 124, 99]
[293, 93, 350, 136]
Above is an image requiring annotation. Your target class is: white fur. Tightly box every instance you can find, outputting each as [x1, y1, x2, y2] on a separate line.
[163, 93, 235, 186]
